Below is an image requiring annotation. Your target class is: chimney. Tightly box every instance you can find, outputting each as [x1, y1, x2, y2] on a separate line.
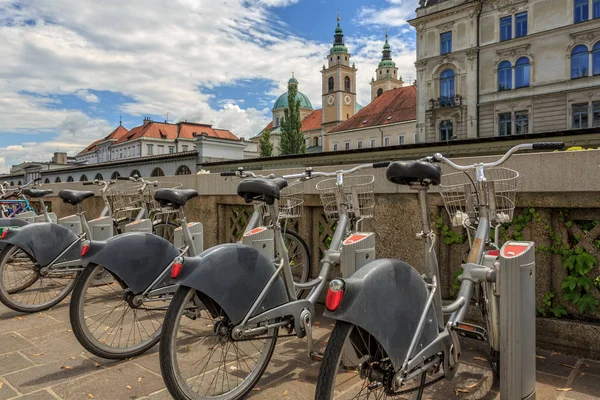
[52, 152, 68, 165]
[143, 117, 152, 126]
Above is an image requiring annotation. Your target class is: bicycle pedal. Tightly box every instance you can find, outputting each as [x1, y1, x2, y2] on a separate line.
[310, 352, 324, 361]
[454, 322, 488, 341]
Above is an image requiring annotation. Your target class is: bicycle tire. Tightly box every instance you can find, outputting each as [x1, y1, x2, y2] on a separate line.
[282, 229, 311, 296]
[160, 286, 278, 400]
[153, 220, 179, 243]
[0, 244, 78, 313]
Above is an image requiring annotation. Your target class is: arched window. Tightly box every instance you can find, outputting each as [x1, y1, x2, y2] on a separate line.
[150, 167, 165, 177]
[571, 45, 589, 79]
[94, 173, 103, 180]
[130, 170, 141, 178]
[44, 178, 50, 184]
[276, 117, 279, 127]
[176, 165, 192, 175]
[79, 174, 88, 182]
[111, 171, 120, 179]
[17, 180, 22, 186]
[10, 181, 14, 186]
[377, 88, 383, 97]
[344, 76, 351, 92]
[440, 120, 453, 141]
[328, 77, 334, 93]
[594, 42, 600, 75]
[498, 61, 512, 91]
[515, 57, 530, 88]
[440, 69, 455, 106]
[66, 176, 74, 182]
[55, 177, 61, 183]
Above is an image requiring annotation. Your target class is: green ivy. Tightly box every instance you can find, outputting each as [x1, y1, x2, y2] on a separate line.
[435, 217, 466, 245]
[537, 292, 567, 318]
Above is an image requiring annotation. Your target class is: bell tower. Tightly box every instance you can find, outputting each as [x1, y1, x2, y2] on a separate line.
[321, 16, 357, 133]
[370, 33, 403, 101]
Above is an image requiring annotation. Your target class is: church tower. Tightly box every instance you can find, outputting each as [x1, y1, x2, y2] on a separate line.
[321, 17, 357, 133]
[370, 33, 403, 101]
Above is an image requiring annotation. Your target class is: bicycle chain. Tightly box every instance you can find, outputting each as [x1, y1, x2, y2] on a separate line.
[233, 333, 298, 342]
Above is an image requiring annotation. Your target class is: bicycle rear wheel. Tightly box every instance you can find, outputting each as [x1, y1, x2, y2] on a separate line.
[283, 229, 310, 296]
[153, 220, 179, 243]
[0, 244, 77, 313]
[160, 287, 277, 400]
[69, 264, 166, 359]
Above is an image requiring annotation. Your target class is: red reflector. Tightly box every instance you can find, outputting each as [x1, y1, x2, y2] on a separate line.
[1, 230, 8, 240]
[81, 245, 90, 257]
[326, 289, 344, 312]
[488, 250, 500, 256]
[171, 263, 183, 279]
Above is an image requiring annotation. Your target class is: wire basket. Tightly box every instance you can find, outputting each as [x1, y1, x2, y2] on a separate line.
[109, 183, 144, 215]
[440, 168, 519, 227]
[316, 175, 375, 221]
[259, 180, 304, 219]
[145, 182, 184, 212]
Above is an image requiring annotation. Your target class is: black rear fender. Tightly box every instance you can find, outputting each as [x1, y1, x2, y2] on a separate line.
[83, 232, 179, 295]
[176, 243, 288, 325]
[324, 259, 439, 370]
[1, 222, 80, 267]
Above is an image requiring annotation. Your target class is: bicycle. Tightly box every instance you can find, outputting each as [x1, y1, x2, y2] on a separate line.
[0, 179, 49, 221]
[314, 142, 564, 399]
[158, 161, 389, 400]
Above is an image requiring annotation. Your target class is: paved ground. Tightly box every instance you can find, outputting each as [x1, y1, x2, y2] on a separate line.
[0, 300, 599, 400]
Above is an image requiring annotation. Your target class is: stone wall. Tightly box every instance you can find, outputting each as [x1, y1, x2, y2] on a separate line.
[35, 149, 600, 356]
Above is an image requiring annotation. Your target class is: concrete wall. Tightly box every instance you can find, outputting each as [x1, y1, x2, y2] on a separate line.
[35, 149, 600, 357]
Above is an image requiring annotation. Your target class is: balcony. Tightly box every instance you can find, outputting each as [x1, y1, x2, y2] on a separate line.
[429, 95, 463, 109]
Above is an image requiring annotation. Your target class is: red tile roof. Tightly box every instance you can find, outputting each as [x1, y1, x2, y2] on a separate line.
[329, 86, 416, 133]
[301, 109, 323, 132]
[78, 125, 130, 155]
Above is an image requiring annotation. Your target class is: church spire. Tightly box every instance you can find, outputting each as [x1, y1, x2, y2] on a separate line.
[378, 33, 396, 68]
[330, 15, 348, 54]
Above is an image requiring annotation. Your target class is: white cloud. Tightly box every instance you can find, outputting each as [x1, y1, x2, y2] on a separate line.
[355, 0, 419, 27]
[257, 0, 299, 6]
[75, 90, 100, 103]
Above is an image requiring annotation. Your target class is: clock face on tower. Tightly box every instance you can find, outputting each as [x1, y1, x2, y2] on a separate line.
[327, 95, 334, 106]
[344, 95, 352, 105]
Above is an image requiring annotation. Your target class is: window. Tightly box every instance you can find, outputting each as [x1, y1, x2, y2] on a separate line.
[500, 16, 512, 41]
[94, 173, 103, 180]
[594, 42, 600, 75]
[314, 137, 319, 146]
[344, 142, 350, 150]
[169, 146, 175, 153]
[515, 12, 528, 37]
[377, 88, 383, 97]
[440, 120, 453, 141]
[80, 175, 88, 182]
[357, 140, 363, 149]
[515, 57, 530, 88]
[440, 31, 452, 55]
[571, 45, 589, 78]
[384, 136, 390, 146]
[151, 167, 165, 177]
[440, 69, 455, 105]
[370, 138, 376, 148]
[158, 145, 164, 154]
[593, 101, 600, 127]
[573, 103, 589, 128]
[344, 76, 351, 92]
[130, 170, 141, 178]
[147, 144, 153, 155]
[398, 136, 405, 145]
[575, 0, 589, 22]
[328, 77, 334, 93]
[333, 143, 338, 151]
[499, 112, 512, 136]
[276, 117, 279, 127]
[67, 176, 74, 182]
[182, 145, 188, 152]
[515, 111, 529, 134]
[498, 61, 512, 90]
[595, 0, 600, 18]
[176, 165, 192, 175]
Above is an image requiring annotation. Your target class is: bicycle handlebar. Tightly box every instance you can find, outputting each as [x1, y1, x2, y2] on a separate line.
[282, 162, 386, 180]
[116, 176, 131, 181]
[82, 182, 94, 186]
[220, 171, 237, 177]
[431, 142, 564, 171]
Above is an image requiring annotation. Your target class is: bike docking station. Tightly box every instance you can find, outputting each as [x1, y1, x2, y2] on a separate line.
[498, 240, 536, 400]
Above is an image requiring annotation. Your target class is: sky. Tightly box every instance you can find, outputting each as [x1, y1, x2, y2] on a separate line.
[0, 0, 419, 173]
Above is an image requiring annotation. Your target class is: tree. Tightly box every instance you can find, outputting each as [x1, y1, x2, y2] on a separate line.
[279, 82, 305, 155]
[259, 128, 273, 157]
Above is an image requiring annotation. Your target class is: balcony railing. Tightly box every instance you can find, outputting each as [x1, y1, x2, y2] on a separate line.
[429, 95, 463, 109]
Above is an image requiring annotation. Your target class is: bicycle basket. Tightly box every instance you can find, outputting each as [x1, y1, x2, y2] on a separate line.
[259, 180, 304, 219]
[440, 168, 519, 227]
[316, 175, 375, 221]
[109, 183, 144, 215]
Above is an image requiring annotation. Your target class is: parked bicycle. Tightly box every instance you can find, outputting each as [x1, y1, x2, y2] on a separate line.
[0, 179, 45, 220]
[314, 142, 564, 399]
[158, 161, 389, 400]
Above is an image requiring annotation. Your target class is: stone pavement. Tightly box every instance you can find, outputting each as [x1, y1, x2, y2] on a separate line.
[0, 300, 599, 400]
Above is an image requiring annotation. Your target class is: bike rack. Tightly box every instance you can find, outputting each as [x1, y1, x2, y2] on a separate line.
[499, 241, 536, 400]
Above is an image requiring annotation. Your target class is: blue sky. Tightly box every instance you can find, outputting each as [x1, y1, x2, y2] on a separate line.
[0, 0, 419, 172]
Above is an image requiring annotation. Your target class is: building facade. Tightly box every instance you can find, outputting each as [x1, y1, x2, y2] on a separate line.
[410, 0, 600, 143]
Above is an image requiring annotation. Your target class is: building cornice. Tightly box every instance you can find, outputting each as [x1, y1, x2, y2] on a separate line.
[481, 0, 528, 13]
[325, 120, 417, 136]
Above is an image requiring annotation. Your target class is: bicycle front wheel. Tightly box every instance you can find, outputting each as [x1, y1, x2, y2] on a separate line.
[69, 264, 166, 359]
[283, 229, 310, 296]
[0, 244, 77, 313]
[160, 287, 277, 400]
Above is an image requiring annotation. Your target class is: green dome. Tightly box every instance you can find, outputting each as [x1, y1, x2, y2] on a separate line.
[288, 76, 298, 84]
[378, 59, 396, 68]
[273, 91, 313, 111]
[330, 44, 349, 54]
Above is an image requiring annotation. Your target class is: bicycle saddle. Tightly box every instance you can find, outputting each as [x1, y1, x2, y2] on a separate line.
[237, 178, 288, 205]
[386, 161, 441, 186]
[58, 190, 95, 205]
[154, 188, 199, 208]
[23, 188, 53, 198]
